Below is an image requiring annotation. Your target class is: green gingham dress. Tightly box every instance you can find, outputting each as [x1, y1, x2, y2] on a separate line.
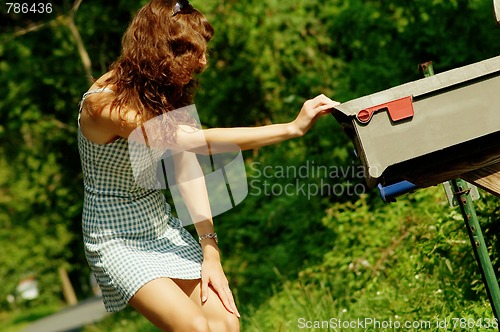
[78, 88, 203, 312]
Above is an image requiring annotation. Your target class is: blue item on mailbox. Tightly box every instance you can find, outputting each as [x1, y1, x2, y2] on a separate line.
[377, 181, 418, 203]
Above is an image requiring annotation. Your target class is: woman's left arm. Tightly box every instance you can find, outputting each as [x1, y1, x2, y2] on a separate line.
[172, 150, 240, 317]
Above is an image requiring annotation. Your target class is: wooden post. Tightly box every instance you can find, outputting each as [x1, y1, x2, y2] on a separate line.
[462, 164, 500, 198]
[59, 266, 78, 306]
[494, 0, 500, 24]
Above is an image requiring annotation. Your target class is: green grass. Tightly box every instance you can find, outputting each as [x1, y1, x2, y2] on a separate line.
[241, 187, 499, 332]
[243, 279, 495, 332]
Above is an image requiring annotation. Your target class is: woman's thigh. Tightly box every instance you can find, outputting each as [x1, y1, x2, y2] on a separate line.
[128, 277, 209, 332]
[173, 278, 240, 332]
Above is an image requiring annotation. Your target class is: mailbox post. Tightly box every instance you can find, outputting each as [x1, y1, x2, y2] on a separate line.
[451, 179, 500, 322]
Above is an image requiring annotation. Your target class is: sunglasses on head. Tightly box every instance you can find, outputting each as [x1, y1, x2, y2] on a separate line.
[173, 0, 193, 16]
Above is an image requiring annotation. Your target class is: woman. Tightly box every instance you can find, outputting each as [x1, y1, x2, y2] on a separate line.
[78, 0, 339, 331]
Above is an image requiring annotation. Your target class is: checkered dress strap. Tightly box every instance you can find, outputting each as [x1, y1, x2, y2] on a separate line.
[79, 87, 114, 109]
[78, 87, 114, 124]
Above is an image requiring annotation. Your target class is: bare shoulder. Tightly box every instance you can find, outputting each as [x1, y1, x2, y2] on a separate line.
[79, 74, 140, 144]
[79, 89, 120, 144]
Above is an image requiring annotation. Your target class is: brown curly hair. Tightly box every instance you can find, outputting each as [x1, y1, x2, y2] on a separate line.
[102, 0, 214, 125]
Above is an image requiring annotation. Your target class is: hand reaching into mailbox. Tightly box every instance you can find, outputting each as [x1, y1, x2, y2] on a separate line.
[290, 94, 341, 137]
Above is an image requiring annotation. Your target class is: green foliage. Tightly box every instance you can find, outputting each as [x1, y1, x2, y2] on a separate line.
[246, 188, 499, 331]
[1, 0, 499, 330]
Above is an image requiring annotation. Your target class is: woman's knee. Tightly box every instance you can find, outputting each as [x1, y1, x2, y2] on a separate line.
[182, 315, 210, 332]
[179, 313, 238, 332]
[209, 313, 240, 332]
[224, 314, 240, 332]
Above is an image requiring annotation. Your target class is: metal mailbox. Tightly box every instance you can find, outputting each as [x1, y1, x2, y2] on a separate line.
[331, 55, 500, 193]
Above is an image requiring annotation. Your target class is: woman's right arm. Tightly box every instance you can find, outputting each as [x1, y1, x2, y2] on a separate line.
[97, 94, 339, 153]
[172, 94, 340, 154]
